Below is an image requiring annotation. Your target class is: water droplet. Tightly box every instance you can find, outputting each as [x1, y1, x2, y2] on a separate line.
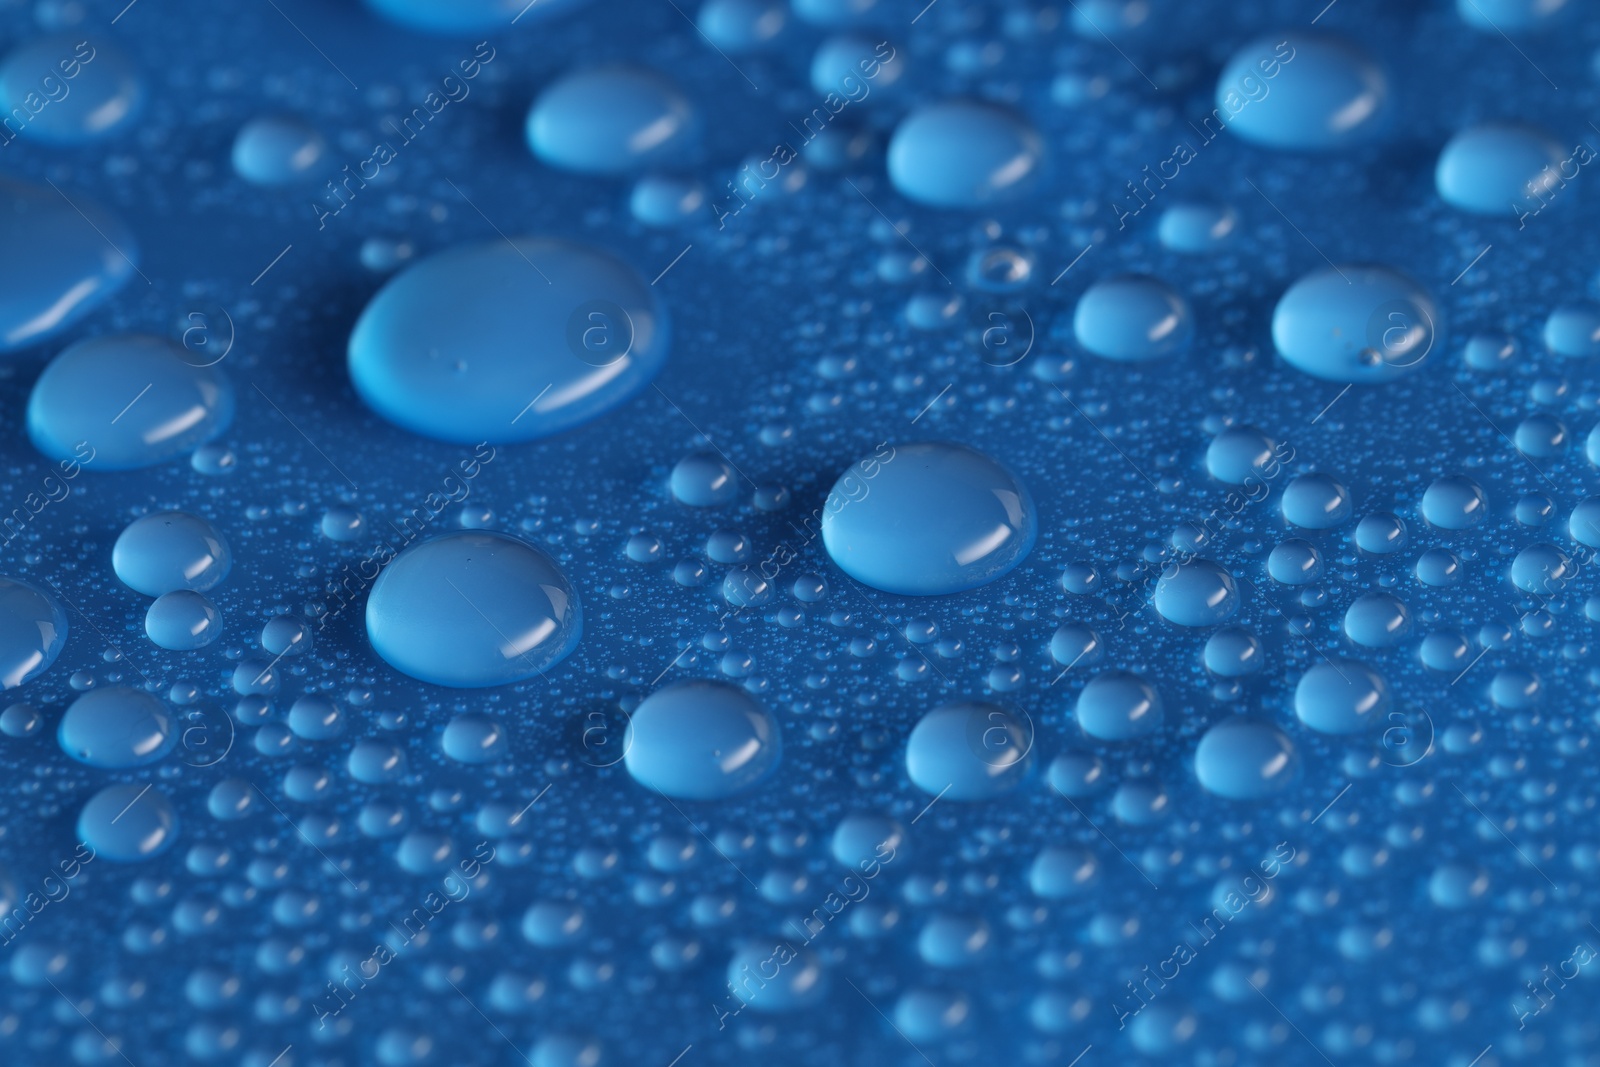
[144, 591, 221, 650]
[887, 101, 1042, 208]
[1272, 266, 1437, 382]
[78, 783, 178, 861]
[526, 67, 698, 174]
[1075, 670, 1163, 741]
[58, 686, 175, 768]
[1152, 558, 1238, 626]
[0, 576, 67, 688]
[231, 115, 326, 185]
[820, 441, 1035, 596]
[1434, 123, 1564, 214]
[0, 176, 138, 352]
[623, 679, 781, 799]
[1073, 276, 1193, 362]
[348, 239, 667, 443]
[0, 35, 142, 144]
[1294, 660, 1388, 734]
[113, 511, 232, 597]
[904, 701, 1032, 799]
[1194, 718, 1297, 798]
[366, 531, 582, 687]
[29, 335, 235, 469]
[1421, 474, 1488, 529]
[362, 0, 590, 32]
[1281, 472, 1352, 529]
[1218, 34, 1386, 151]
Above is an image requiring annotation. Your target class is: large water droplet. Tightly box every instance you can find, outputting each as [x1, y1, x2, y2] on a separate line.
[58, 686, 175, 768]
[362, 0, 590, 32]
[348, 239, 667, 443]
[904, 701, 1032, 800]
[112, 511, 231, 597]
[622, 679, 781, 799]
[1072, 276, 1193, 362]
[28, 335, 235, 469]
[1434, 123, 1565, 215]
[1272, 266, 1437, 383]
[231, 115, 326, 186]
[78, 783, 178, 861]
[1075, 670, 1163, 741]
[1152, 558, 1238, 626]
[0, 35, 142, 144]
[366, 531, 581, 687]
[887, 101, 1042, 208]
[526, 67, 698, 175]
[1194, 718, 1297, 798]
[1217, 34, 1386, 151]
[0, 177, 138, 352]
[1294, 660, 1388, 735]
[0, 575, 67, 689]
[820, 441, 1035, 596]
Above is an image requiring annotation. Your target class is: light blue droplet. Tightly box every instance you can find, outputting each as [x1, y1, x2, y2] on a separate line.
[260, 615, 312, 657]
[1457, 0, 1570, 33]
[1268, 539, 1323, 584]
[144, 591, 221, 651]
[231, 116, 325, 186]
[1343, 592, 1411, 648]
[1421, 475, 1488, 529]
[1294, 660, 1388, 735]
[113, 511, 231, 597]
[1434, 123, 1564, 215]
[821, 441, 1035, 596]
[1194, 718, 1297, 799]
[58, 686, 174, 768]
[362, 0, 590, 32]
[1514, 412, 1567, 457]
[1047, 750, 1106, 796]
[894, 988, 969, 1041]
[1570, 498, 1600, 547]
[1073, 276, 1193, 362]
[810, 35, 901, 96]
[0, 36, 142, 144]
[1203, 627, 1263, 676]
[697, 0, 787, 52]
[630, 174, 706, 228]
[670, 453, 738, 506]
[887, 101, 1043, 208]
[623, 679, 781, 799]
[1158, 201, 1236, 253]
[1414, 548, 1462, 588]
[1075, 670, 1162, 741]
[1543, 304, 1600, 358]
[1272, 266, 1437, 383]
[1510, 543, 1572, 595]
[1152, 558, 1237, 626]
[1029, 845, 1097, 898]
[526, 67, 698, 175]
[0, 177, 138, 352]
[29, 335, 235, 469]
[725, 943, 824, 1011]
[0, 575, 67, 689]
[904, 702, 1032, 800]
[830, 813, 903, 868]
[1354, 512, 1406, 553]
[1281, 472, 1352, 529]
[442, 713, 506, 764]
[348, 239, 667, 443]
[1217, 34, 1386, 151]
[366, 531, 581, 688]
[78, 783, 178, 861]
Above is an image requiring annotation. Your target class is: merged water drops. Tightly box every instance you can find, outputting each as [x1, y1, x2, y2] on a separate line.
[348, 238, 668, 443]
[365, 531, 581, 687]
